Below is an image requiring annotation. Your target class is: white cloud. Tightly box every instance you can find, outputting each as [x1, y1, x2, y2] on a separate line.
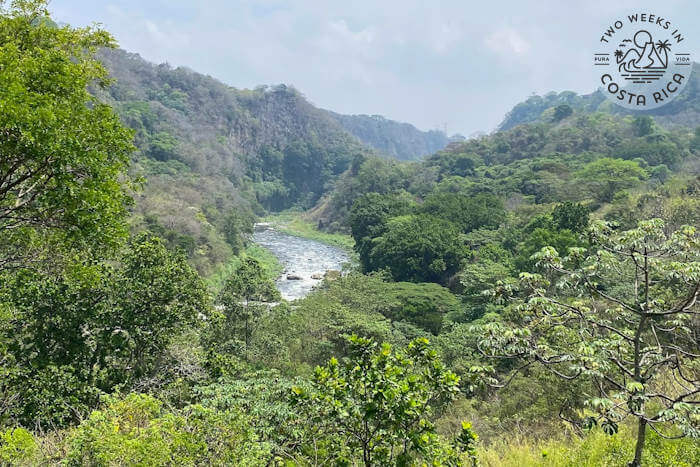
[143, 20, 190, 49]
[484, 27, 531, 57]
[327, 19, 374, 46]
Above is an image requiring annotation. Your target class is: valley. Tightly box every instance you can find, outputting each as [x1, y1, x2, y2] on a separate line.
[0, 2, 698, 465]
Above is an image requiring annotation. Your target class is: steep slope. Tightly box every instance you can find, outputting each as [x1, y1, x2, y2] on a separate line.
[95, 48, 374, 273]
[498, 63, 700, 131]
[327, 112, 458, 160]
[99, 48, 371, 202]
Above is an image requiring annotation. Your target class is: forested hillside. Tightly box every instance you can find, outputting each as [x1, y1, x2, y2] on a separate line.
[498, 63, 700, 131]
[1, 2, 698, 466]
[329, 112, 458, 160]
[96, 48, 373, 273]
[318, 109, 699, 233]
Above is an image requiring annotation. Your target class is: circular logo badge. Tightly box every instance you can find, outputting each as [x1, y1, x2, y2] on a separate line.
[594, 13, 692, 110]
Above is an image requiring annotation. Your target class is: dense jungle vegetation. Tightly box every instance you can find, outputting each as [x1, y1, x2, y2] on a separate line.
[0, 2, 698, 465]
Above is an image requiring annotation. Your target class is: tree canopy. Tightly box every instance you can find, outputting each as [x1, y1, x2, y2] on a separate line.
[0, 0, 134, 270]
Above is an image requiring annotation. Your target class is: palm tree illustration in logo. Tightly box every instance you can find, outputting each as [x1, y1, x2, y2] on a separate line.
[616, 30, 669, 73]
[655, 39, 671, 67]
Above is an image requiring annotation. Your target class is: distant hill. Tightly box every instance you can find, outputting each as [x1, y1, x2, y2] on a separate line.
[498, 63, 700, 131]
[327, 112, 459, 160]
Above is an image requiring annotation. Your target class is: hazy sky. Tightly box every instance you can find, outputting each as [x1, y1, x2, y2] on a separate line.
[49, 0, 700, 135]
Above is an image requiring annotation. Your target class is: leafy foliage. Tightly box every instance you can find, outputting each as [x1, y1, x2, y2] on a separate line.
[65, 393, 269, 466]
[210, 257, 280, 359]
[0, 234, 208, 426]
[368, 214, 467, 283]
[0, 0, 134, 270]
[476, 219, 700, 465]
[291, 335, 462, 465]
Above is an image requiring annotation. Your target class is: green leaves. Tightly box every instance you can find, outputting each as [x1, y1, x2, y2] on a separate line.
[65, 393, 270, 465]
[367, 214, 467, 284]
[291, 335, 462, 465]
[0, 1, 135, 269]
[600, 420, 619, 436]
[0, 234, 208, 426]
[210, 256, 280, 360]
[474, 218, 700, 462]
[454, 421, 479, 466]
[0, 427, 37, 464]
[576, 158, 648, 203]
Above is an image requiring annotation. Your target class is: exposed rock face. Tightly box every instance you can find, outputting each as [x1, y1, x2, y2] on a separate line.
[328, 112, 458, 161]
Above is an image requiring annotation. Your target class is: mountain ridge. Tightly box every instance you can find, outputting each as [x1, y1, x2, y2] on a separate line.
[327, 111, 462, 160]
[498, 62, 700, 131]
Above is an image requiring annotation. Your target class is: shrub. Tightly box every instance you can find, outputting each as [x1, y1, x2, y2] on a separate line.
[65, 393, 270, 466]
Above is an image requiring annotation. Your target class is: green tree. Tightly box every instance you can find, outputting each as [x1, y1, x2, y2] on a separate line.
[552, 104, 573, 122]
[425, 152, 482, 177]
[65, 393, 269, 465]
[0, 427, 37, 464]
[216, 257, 280, 357]
[691, 127, 700, 152]
[368, 214, 467, 284]
[515, 226, 582, 272]
[0, 0, 134, 270]
[1, 234, 208, 426]
[148, 131, 180, 161]
[291, 335, 462, 466]
[109, 235, 209, 382]
[476, 219, 700, 467]
[378, 281, 460, 335]
[222, 208, 255, 254]
[577, 158, 648, 203]
[614, 138, 682, 167]
[632, 115, 654, 137]
[459, 255, 515, 321]
[420, 192, 506, 234]
[349, 192, 415, 271]
[552, 201, 589, 233]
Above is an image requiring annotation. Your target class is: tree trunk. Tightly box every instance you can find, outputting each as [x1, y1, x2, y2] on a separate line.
[631, 418, 646, 466]
[245, 314, 249, 360]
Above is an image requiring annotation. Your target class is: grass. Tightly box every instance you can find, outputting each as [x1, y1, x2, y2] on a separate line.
[261, 211, 355, 252]
[478, 425, 699, 466]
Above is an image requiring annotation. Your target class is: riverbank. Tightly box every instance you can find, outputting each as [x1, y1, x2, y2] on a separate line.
[207, 212, 354, 294]
[261, 212, 355, 252]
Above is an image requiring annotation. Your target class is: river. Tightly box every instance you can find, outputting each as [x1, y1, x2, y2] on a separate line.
[252, 223, 350, 301]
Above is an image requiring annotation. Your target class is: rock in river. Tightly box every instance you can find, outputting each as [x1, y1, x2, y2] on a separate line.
[253, 224, 349, 301]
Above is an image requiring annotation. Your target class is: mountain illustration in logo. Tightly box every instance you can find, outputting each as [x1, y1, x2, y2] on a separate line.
[615, 30, 670, 77]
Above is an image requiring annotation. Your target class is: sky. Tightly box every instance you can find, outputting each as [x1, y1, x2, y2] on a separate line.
[49, 0, 700, 136]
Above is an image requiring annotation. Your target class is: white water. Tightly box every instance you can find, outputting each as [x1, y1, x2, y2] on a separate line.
[253, 223, 350, 301]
